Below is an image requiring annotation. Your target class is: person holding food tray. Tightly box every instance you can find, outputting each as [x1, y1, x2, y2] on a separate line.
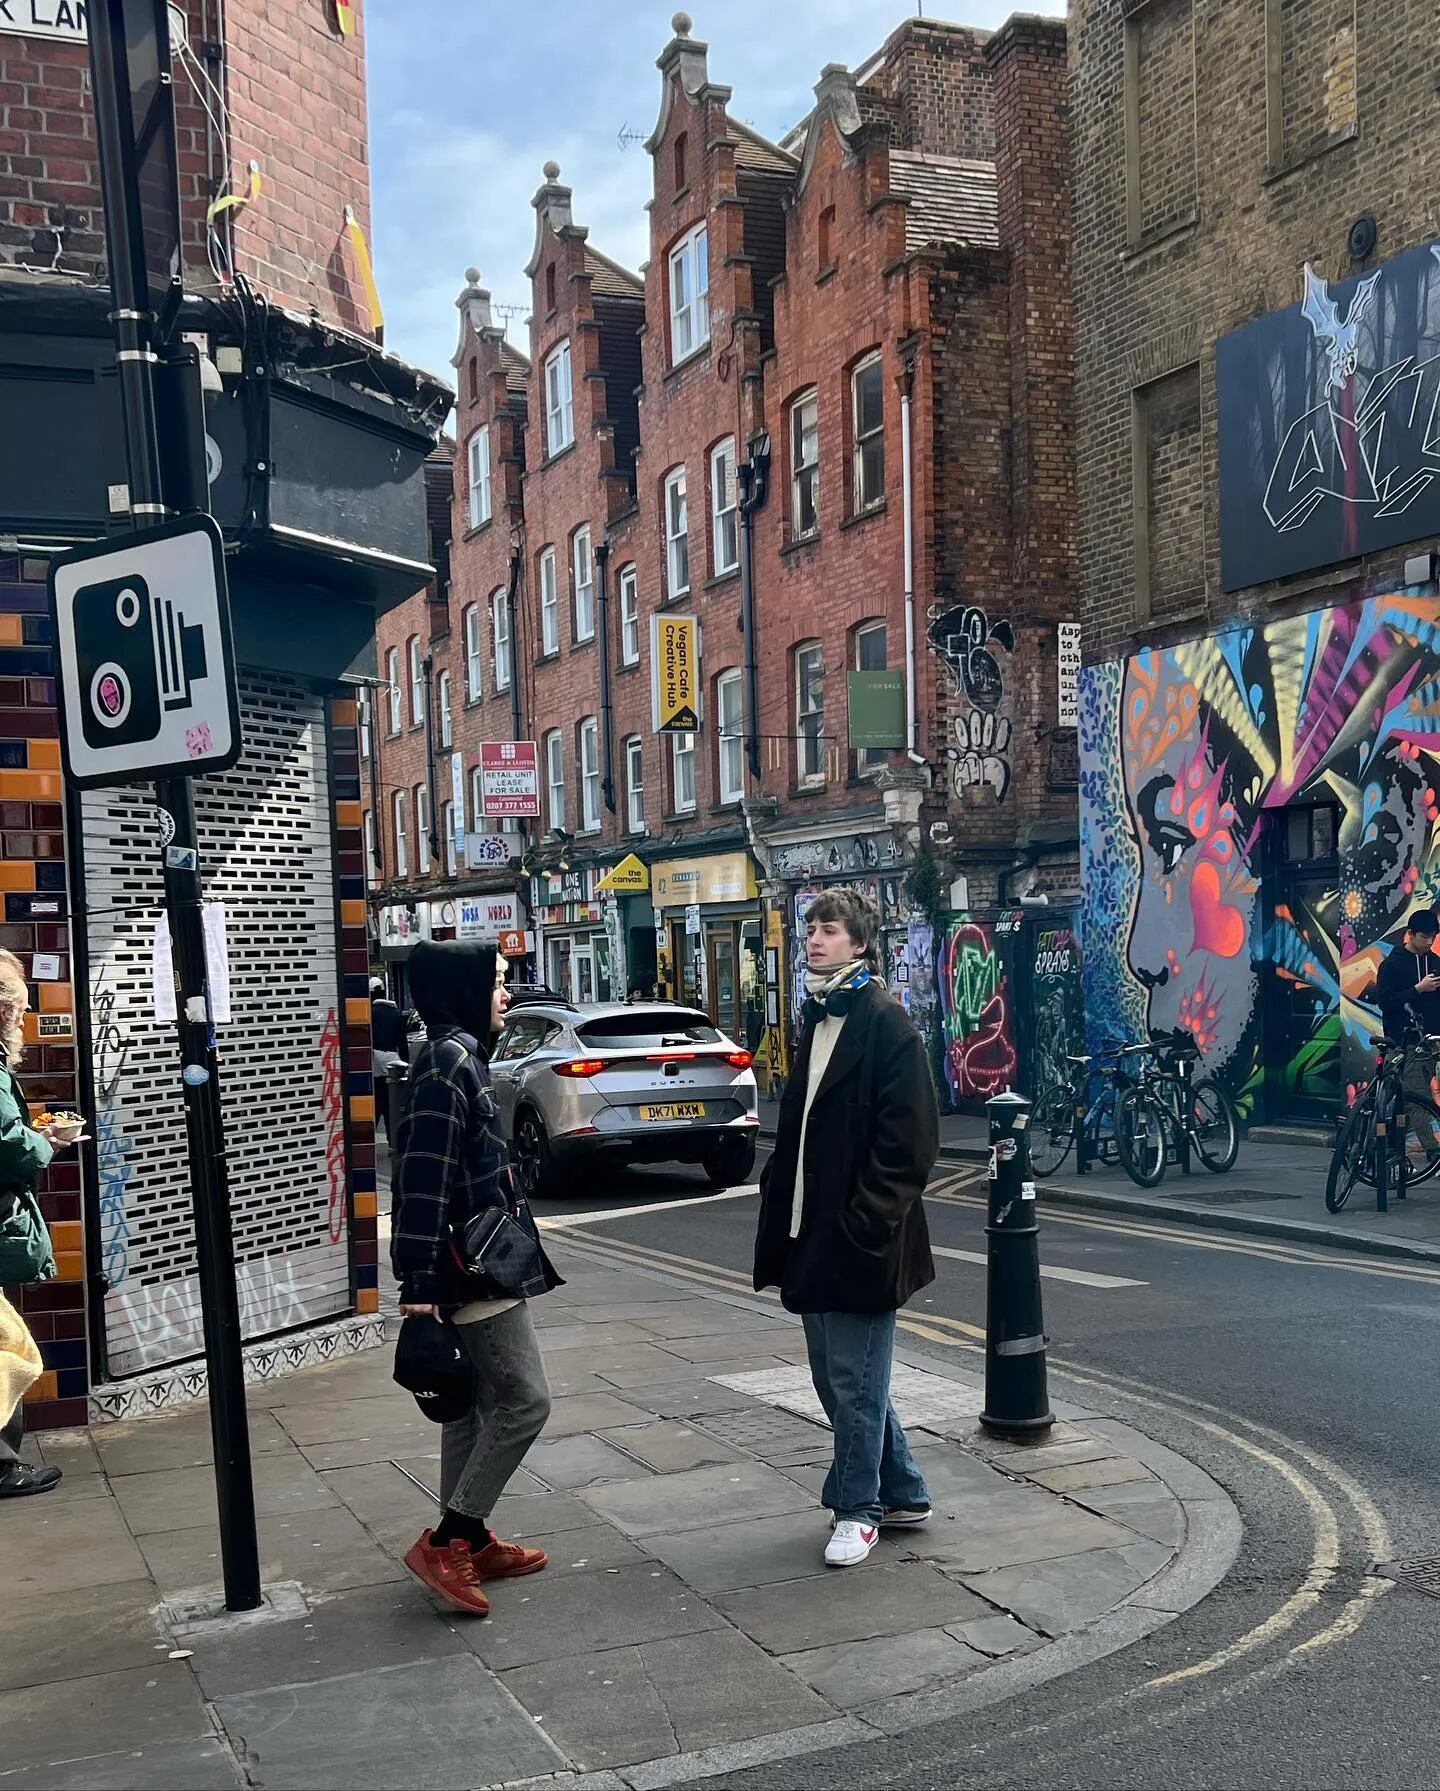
[390, 940, 562, 1616]
[0, 948, 87, 1498]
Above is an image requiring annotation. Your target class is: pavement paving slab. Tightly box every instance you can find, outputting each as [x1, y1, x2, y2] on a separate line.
[0, 1578, 172, 1693]
[961, 1542, 1174, 1636]
[0, 1662, 214, 1775]
[109, 1450, 341, 1536]
[639, 1508, 891, 1595]
[714, 1560, 992, 1655]
[0, 1738, 242, 1790]
[596, 1418, 749, 1473]
[541, 1391, 659, 1435]
[461, 1560, 724, 1671]
[213, 1654, 565, 1790]
[91, 1406, 292, 1477]
[780, 1625, 991, 1706]
[499, 1628, 830, 1771]
[0, 1493, 152, 1598]
[527, 1430, 659, 1489]
[580, 1459, 815, 1536]
[137, 1504, 406, 1601]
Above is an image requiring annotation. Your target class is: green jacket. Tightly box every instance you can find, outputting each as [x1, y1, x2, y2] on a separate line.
[0, 1063, 54, 1280]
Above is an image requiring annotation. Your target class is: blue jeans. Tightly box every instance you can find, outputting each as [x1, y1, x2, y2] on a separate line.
[802, 1310, 930, 1526]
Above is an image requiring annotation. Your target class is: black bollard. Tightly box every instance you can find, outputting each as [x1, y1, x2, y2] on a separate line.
[979, 1090, 1055, 1437]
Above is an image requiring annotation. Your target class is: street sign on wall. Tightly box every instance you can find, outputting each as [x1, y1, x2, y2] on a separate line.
[480, 741, 540, 817]
[846, 670, 905, 749]
[0, 4, 89, 41]
[49, 514, 242, 787]
[458, 892, 521, 942]
[1057, 623, 1081, 727]
[450, 750, 466, 856]
[652, 613, 699, 732]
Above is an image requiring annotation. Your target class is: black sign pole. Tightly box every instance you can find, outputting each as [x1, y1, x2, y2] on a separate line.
[88, 0, 261, 1612]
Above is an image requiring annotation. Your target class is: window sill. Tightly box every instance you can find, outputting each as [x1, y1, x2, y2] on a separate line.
[781, 531, 821, 558]
[815, 263, 838, 286]
[842, 500, 887, 532]
[787, 782, 828, 799]
[618, 658, 642, 675]
[665, 343, 712, 383]
[1262, 122, 1358, 185]
[662, 810, 699, 824]
[1123, 213, 1198, 264]
[535, 650, 561, 665]
[704, 566, 741, 592]
[569, 637, 596, 654]
[542, 440, 577, 469]
[463, 519, 493, 543]
[659, 589, 693, 609]
[709, 799, 743, 817]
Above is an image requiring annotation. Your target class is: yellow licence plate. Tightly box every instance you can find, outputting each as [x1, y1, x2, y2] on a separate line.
[639, 1102, 705, 1121]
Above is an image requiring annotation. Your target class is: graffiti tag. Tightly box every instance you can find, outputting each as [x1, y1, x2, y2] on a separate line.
[930, 604, 1016, 804]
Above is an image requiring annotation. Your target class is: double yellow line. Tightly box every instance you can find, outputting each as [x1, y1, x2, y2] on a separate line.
[928, 1180, 1440, 1288]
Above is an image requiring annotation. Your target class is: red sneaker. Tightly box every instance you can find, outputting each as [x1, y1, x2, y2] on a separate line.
[403, 1530, 491, 1615]
[469, 1537, 549, 1580]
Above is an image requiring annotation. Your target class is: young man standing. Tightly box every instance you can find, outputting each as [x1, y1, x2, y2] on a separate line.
[753, 887, 939, 1567]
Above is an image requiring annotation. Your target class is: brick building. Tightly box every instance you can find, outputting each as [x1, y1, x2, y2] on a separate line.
[1, 2, 444, 1424]
[368, 10, 1077, 1109]
[1072, 0, 1440, 1122]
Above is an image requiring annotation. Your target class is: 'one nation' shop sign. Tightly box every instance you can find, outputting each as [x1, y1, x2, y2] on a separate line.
[0, 1, 88, 38]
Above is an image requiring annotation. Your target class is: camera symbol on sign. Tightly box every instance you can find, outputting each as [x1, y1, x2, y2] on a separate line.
[74, 575, 209, 750]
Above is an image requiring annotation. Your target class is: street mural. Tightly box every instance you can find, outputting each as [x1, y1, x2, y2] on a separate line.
[1216, 238, 1440, 592]
[1079, 591, 1440, 1115]
[929, 603, 1016, 802]
[937, 916, 1018, 1106]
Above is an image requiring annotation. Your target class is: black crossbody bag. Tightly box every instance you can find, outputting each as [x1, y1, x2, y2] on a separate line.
[450, 1167, 544, 1298]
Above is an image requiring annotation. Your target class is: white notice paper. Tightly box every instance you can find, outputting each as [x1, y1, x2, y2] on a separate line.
[152, 903, 232, 1024]
[31, 954, 61, 981]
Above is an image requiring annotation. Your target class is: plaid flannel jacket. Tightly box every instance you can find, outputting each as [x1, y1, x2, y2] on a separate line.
[390, 1028, 510, 1306]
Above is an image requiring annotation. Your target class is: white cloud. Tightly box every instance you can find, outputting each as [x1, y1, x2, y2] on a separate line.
[366, 1, 1063, 385]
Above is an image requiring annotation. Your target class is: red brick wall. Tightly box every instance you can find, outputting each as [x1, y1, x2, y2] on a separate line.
[756, 107, 922, 808]
[856, 19, 995, 161]
[631, 67, 772, 830]
[520, 176, 643, 859]
[0, 1, 374, 330]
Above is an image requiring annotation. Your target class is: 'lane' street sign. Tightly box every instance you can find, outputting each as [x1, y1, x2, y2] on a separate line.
[48, 514, 242, 787]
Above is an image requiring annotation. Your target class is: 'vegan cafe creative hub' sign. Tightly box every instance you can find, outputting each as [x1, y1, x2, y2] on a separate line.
[0, 2, 89, 39]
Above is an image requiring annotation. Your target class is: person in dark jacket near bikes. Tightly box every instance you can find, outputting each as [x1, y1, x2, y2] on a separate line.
[1375, 910, 1440, 1113]
[392, 940, 560, 1616]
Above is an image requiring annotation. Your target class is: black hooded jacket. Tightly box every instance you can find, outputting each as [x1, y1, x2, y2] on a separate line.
[390, 943, 559, 1306]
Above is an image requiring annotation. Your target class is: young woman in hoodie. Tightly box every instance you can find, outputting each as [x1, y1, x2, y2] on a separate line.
[391, 940, 561, 1616]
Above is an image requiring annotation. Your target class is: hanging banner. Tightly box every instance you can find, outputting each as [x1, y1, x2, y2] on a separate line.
[451, 751, 466, 857]
[651, 613, 699, 732]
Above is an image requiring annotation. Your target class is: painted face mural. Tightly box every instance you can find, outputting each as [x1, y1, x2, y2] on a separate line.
[1081, 594, 1440, 1110]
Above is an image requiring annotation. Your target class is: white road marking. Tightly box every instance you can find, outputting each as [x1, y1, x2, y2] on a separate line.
[931, 1244, 1146, 1290]
[538, 1185, 760, 1229]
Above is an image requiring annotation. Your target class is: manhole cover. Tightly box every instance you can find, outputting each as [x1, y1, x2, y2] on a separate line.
[1375, 1556, 1440, 1599]
[1167, 1186, 1303, 1204]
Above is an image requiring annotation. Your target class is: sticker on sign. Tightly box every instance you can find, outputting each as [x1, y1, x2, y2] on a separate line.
[48, 516, 242, 787]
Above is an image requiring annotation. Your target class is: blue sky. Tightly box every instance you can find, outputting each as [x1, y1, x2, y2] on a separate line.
[364, 1, 1062, 388]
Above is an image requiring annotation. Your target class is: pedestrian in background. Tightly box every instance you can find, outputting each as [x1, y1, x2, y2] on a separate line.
[392, 941, 560, 1615]
[1375, 909, 1440, 1122]
[753, 888, 939, 1567]
[0, 948, 78, 1498]
[370, 977, 405, 1142]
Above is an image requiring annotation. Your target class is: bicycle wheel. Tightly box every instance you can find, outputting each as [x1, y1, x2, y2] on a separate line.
[1397, 1093, 1440, 1187]
[1190, 1078, 1240, 1173]
[1326, 1100, 1375, 1211]
[1115, 1086, 1169, 1188]
[1028, 1084, 1075, 1177]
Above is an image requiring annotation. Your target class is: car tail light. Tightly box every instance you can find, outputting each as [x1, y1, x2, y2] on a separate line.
[554, 1058, 606, 1078]
[645, 1051, 697, 1063]
[726, 1050, 753, 1070]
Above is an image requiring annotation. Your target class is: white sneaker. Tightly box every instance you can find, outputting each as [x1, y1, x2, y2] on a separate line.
[880, 1506, 932, 1528]
[824, 1519, 879, 1567]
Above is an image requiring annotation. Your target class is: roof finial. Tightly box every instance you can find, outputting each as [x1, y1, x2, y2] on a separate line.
[543, 159, 561, 182]
[672, 11, 692, 35]
[464, 266, 481, 286]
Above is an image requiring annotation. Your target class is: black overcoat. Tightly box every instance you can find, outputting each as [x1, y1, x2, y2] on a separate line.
[754, 981, 938, 1314]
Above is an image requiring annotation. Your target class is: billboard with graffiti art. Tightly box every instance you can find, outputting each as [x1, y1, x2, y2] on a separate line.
[1216, 238, 1440, 592]
[1078, 592, 1440, 1119]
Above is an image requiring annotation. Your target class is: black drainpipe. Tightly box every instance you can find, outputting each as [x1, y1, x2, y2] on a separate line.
[422, 654, 441, 871]
[506, 547, 523, 746]
[595, 538, 616, 814]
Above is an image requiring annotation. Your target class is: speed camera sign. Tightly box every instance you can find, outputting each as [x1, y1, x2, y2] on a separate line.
[48, 515, 242, 787]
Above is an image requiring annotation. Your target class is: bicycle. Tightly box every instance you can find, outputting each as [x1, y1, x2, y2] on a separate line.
[1326, 1030, 1440, 1213]
[1142, 1028, 1241, 1174]
[1029, 1041, 1171, 1189]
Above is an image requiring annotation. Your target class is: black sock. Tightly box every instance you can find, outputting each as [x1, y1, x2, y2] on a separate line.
[432, 1510, 491, 1550]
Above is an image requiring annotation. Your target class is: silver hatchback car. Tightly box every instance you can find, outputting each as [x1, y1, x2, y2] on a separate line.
[489, 997, 760, 1199]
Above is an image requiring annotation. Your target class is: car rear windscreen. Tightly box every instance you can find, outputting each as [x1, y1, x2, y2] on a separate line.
[577, 1012, 723, 1048]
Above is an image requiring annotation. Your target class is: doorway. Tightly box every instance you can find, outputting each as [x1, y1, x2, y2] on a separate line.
[1262, 801, 1341, 1123]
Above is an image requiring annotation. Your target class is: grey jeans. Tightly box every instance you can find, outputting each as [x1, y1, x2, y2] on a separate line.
[440, 1303, 551, 1523]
